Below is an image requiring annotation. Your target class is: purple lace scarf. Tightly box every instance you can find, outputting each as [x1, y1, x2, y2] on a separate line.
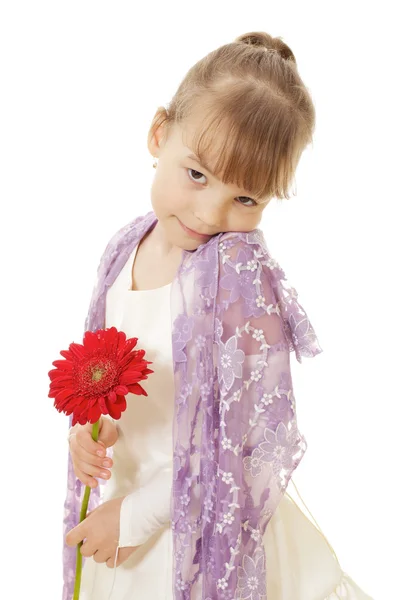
[62, 210, 323, 599]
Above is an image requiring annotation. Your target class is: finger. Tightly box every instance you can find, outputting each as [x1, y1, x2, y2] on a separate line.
[65, 524, 85, 547]
[70, 429, 105, 463]
[73, 465, 99, 489]
[93, 549, 112, 564]
[78, 458, 112, 482]
[106, 547, 137, 568]
[98, 416, 119, 448]
[80, 539, 97, 558]
[77, 426, 108, 457]
[106, 549, 120, 568]
[71, 438, 113, 472]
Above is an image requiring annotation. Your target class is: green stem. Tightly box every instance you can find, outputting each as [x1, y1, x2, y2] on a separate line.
[72, 419, 100, 600]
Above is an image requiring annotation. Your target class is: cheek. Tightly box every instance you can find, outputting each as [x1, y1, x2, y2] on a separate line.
[229, 210, 262, 232]
[168, 172, 191, 205]
[151, 177, 186, 215]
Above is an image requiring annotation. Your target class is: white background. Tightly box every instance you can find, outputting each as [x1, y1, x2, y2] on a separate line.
[1, 2, 398, 599]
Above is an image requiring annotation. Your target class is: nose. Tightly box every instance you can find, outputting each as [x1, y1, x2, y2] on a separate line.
[194, 201, 225, 230]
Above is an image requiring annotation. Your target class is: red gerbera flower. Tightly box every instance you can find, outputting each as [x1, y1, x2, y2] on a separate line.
[48, 326, 154, 426]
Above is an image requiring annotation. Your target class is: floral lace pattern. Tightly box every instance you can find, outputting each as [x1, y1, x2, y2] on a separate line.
[62, 211, 323, 599]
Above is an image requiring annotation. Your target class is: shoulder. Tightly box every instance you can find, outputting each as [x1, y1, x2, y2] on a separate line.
[93, 211, 154, 282]
[219, 228, 268, 252]
[216, 228, 291, 304]
[106, 211, 153, 251]
[100, 211, 154, 260]
[217, 228, 279, 275]
[210, 229, 323, 362]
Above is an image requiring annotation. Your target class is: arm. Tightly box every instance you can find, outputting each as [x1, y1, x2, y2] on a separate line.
[118, 463, 173, 547]
[171, 235, 322, 596]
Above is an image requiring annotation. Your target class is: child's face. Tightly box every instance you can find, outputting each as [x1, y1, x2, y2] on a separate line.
[147, 109, 270, 253]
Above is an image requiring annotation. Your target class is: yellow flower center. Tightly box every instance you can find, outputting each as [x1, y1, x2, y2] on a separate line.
[91, 367, 104, 382]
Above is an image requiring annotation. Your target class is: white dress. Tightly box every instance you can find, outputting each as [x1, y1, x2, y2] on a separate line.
[79, 243, 374, 600]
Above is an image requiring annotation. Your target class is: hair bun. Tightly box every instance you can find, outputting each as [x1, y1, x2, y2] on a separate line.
[234, 31, 296, 63]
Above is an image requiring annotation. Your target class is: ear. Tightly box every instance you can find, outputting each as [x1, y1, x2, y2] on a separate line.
[147, 106, 169, 158]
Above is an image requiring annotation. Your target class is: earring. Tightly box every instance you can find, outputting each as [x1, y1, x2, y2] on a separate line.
[153, 159, 158, 169]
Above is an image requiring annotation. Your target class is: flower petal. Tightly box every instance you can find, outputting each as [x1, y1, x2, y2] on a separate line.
[114, 385, 129, 395]
[51, 360, 73, 372]
[98, 396, 108, 413]
[108, 390, 117, 403]
[87, 405, 102, 424]
[127, 383, 148, 396]
[54, 387, 75, 405]
[82, 331, 101, 353]
[106, 396, 126, 418]
[276, 422, 289, 445]
[243, 554, 256, 576]
[68, 342, 86, 361]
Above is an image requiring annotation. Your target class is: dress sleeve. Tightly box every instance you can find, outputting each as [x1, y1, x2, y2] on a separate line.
[201, 236, 321, 595]
[118, 463, 173, 547]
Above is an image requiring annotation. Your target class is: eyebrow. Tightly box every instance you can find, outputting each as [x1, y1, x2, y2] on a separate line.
[186, 153, 217, 178]
[186, 151, 266, 204]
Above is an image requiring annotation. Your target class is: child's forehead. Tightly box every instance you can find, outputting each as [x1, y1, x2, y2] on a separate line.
[179, 124, 226, 172]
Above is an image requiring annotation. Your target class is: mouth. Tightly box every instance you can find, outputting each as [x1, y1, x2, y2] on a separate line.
[177, 218, 213, 241]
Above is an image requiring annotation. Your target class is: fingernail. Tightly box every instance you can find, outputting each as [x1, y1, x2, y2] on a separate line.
[97, 449, 104, 457]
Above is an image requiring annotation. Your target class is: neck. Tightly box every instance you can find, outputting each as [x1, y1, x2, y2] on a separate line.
[146, 220, 181, 258]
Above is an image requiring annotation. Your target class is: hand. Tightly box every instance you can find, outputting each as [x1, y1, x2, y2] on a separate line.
[65, 496, 139, 568]
[69, 416, 119, 489]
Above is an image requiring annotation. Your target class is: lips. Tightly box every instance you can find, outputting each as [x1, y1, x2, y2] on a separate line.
[178, 218, 212, 241]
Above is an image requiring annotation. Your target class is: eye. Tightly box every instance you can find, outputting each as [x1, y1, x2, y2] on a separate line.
[186, 168, 258, 207]
[187, 168, 207, 184]
[236, 197, 258, 207]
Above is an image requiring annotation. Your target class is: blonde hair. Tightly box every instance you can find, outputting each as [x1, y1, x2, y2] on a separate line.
[150, 31, 316, 203]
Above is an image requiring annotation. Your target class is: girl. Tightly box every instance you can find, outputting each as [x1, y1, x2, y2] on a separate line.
[63, 32, 374, 600]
